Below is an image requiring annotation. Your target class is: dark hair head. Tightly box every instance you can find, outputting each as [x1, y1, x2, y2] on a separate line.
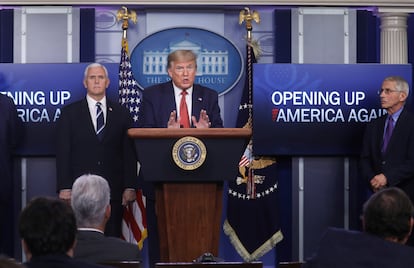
[363, 187, 414, 242]
[18, 197, 77, 256]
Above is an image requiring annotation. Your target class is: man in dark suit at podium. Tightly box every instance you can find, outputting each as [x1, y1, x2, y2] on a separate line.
[303, 187, 414, 268]
[138, 50, 223, 267]
[71, 174, 141, 263]
[56, 63, 138, 237]
[139, 49, 223, 129]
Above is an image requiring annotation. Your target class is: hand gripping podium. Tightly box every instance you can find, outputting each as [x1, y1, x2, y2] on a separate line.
[128, 128, 251, 263]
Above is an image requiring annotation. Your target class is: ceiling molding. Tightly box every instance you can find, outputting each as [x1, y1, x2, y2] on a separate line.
[1, 0, 414, 8]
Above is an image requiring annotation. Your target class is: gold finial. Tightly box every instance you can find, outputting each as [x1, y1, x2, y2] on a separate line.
[239, 7, 260, 41]
[116, 6, 137, 50]
[117, 6, 137, 29]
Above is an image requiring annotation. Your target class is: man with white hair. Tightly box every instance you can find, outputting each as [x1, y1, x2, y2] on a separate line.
[71, 174, 141, 263]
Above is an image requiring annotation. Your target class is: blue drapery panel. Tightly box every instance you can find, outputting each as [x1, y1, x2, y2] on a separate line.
[80, 8, 95, 62]
[0, 9, 13, 63]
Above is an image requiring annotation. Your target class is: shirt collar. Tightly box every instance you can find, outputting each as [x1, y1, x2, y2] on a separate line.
[77, 227, 104, 234]
[390, 106, 404, 122]
[172, 82, 193, 98]
[86, 95, 107, 108]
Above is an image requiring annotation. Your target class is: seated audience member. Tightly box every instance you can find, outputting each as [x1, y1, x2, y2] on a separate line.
[303, 187, 414, 268]
[71, 174, 141, 263]
[18, 197, 108, 268]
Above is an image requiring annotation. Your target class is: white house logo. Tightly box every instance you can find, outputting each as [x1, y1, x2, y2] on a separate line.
[130, 27, 243, 95]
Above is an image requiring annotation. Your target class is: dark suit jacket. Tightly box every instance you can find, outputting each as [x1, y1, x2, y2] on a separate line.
[0, 93, 23, 203]
[360, 107, 414, 200]
[139, 81, 223, 128]
[0, 94, 23, 256]
[303, 227, 414, 268]
[25, 254, 110, 268]
[56, 98, 138, 200]
[74, 230, 141, 263]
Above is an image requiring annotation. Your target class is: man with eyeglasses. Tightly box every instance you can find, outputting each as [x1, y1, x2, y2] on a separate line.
[360, 75, 414, 245]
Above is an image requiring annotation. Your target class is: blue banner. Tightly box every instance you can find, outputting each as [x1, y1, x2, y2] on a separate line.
[0, 63, 119, 155]
[253, 64, 413, 155]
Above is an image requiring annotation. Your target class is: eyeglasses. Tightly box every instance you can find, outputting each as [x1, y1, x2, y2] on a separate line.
[377, 88, 402, 95]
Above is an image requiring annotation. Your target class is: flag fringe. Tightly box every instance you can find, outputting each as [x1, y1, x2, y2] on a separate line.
[137, 228, 148, 250]
[223, 219, 283, 262]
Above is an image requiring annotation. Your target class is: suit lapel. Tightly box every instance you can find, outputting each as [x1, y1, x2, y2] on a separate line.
[164, 82, 177, 119]
[383, 108, 407, 153]
[80, 99, 97, 137]
[192, 84, 203, 118]
[102, 99, 116, 141]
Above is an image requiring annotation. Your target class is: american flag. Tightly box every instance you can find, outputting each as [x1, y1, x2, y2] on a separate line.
[119, 46, 142, 126]
[119, 43, 147, 249]
[223, 43, 283, 262]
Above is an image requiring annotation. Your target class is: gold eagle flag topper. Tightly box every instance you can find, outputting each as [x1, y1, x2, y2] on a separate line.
[116, 6, 137, 52]
[239, 7, 260, 43]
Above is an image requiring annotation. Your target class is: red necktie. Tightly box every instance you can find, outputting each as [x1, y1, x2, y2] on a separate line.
[180, 90, 190, 128]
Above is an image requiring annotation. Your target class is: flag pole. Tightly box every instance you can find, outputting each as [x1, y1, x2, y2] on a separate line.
[239, 7, 260, 198]
[238, 7, 260, 128]
[117, 6, 147, 250]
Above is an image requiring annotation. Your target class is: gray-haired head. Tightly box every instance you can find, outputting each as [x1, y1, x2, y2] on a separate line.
[83, 63, 109, 80]
[383, 76, 410, 96]
[71, 174, 110, 228]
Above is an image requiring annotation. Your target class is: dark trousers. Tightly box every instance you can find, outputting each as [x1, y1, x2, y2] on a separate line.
[105, 199, 123, 237]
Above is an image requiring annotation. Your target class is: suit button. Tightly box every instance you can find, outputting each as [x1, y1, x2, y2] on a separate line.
[381, 160, 386, 165]
[98, 161, 102, 165]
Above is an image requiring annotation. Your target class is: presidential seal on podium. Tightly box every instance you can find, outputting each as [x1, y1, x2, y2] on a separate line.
[172, 136, 207, 170]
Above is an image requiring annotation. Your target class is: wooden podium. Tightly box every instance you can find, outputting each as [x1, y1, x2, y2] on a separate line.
[128, 128, 251, 262]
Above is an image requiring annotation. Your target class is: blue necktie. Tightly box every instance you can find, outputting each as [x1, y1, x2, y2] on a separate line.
[382, 116, 394, 153]
[96, 102, 105, 140]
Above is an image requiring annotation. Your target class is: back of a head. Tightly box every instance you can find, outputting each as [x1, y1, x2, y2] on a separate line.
[18, 197, 77, 257]
[71, 174, 110, 228]
[363, 187, 414, 243]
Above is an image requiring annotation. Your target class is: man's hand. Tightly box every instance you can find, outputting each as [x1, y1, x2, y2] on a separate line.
[370, 173, 388, 192]
[167, 110, 180, 128]
[122, 188, 137, 205]
[193, 109, 211, 128]
[59, 189, 71, 204]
